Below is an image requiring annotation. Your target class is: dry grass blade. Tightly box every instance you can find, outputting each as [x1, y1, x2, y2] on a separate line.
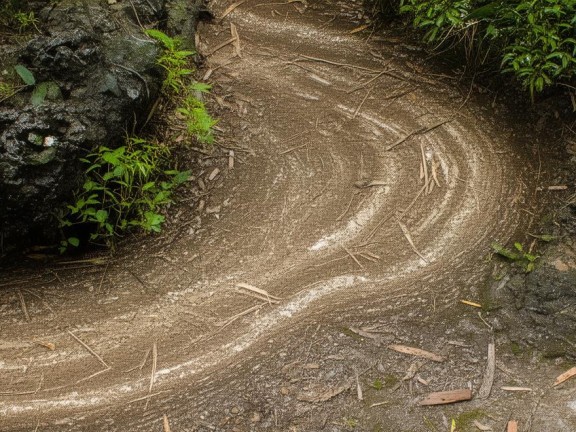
[343, 245, 364, 269]
[461, 300, 482, 308]
[421, 143, 431, 194]
[419, 389, 472, 406]
[207, 37, 237, 56]
[353, 88, 371, 119]
[17, 288, 30, 322]
[144, 342, 158, 410]
[230, 23, 241, 57]
[554, 366, 576, 386]
[236, 282, 282, 304]
[217, 304, 264, 330]
[297, 54, 382, 73]
[387, 344, 444, 362]
[68, 330, 109, 369]
[397, 221, 428, 263]
[355, 371, 363, 401]
[220, 0, 246, 19]
[501, 386, 532, 392]
[478, 343, 495, 399]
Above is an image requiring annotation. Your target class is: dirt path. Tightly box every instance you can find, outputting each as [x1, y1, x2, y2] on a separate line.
[1, 1, 575, 431]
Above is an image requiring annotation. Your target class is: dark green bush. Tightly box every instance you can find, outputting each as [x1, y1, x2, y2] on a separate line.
[369, 0, 576, 98]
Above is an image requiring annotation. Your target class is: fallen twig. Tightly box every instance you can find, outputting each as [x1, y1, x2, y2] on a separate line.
[220, 0, 246, 19]
[236, 282, 282, 304]
[419, 389, 472, 406]
[144, 342, 158, 410]
[68, 330, 109, 369]
[387, 344, 444, 362]
[478, 343, 495, 399]
[17, 289, 30, 322]
[398, 221, 428, 263]
[386, 119, 452, 152]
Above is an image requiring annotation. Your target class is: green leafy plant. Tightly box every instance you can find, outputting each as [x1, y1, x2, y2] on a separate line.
[371, 378, 384, 390]
[146, 28, 217, 145]
[491, 241, 539, 272]
[60, 137, 190, 250]
[145, 28, 194, 93]
[13, 10, 38, 32]
[396, 0, 576, 99]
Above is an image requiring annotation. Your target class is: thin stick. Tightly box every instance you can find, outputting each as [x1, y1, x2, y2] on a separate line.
[343, 245, 364, 269]
[128, 390, 169, 404]
[431, 154, 441, 187]
[336, 195, 355, 222]
[218, 304, 264, 330]
[347, 69, 388, 94]
[280, 143, 307, 155]
[68, 330, 109, 369]
[144, 342, 158, 410]
[398, 221, 428, 263]
[17, 289, 30, 322]
[220, 0, 246, 19]
[236, 282, 282, 301]
[478, 342, 495, 399]
[386, 119, 451, 151]
[353, 88, 372, 119]
[297, 54, 382, 73]
[207, 37, 237, 56]
[397, 183, 428, 221]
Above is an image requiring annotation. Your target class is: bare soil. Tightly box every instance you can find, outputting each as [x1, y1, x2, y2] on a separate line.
[1, 0, 575, 431]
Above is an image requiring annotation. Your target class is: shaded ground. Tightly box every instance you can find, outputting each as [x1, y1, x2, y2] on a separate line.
[1, 0, 576, 431]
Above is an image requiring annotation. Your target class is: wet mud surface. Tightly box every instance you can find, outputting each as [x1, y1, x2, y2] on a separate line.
[1, 0, 575, 430]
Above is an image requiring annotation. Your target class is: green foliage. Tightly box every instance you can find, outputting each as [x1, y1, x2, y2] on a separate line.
[491, 241, 539, 272]
[145, 29, 194, 93]
[396, 0, 576, 98]
[14, 64, 35, 86]
[371, 378, 384, 390]
[13, 10, 38, 32]
[60, 137, 190, 249]
[146, 29, 217, 145]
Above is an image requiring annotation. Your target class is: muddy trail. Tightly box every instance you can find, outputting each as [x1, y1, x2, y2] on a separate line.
[1, 1, 575, 431]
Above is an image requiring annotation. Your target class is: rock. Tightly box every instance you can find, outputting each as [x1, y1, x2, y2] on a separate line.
[0, 0, 205, 249]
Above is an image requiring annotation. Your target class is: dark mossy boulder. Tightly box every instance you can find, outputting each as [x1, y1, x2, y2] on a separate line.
[0, 0, 204, 250]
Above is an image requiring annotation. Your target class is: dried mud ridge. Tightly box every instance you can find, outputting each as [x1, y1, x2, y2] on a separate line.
[2, 1, 574, 431]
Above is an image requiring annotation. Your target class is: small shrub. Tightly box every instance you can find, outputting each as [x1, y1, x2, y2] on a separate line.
[60, 137, 190, 250]
[374, 0, 576, 98]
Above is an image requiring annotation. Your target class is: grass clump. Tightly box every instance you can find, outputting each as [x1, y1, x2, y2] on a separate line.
[146, 29, 217, 145]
